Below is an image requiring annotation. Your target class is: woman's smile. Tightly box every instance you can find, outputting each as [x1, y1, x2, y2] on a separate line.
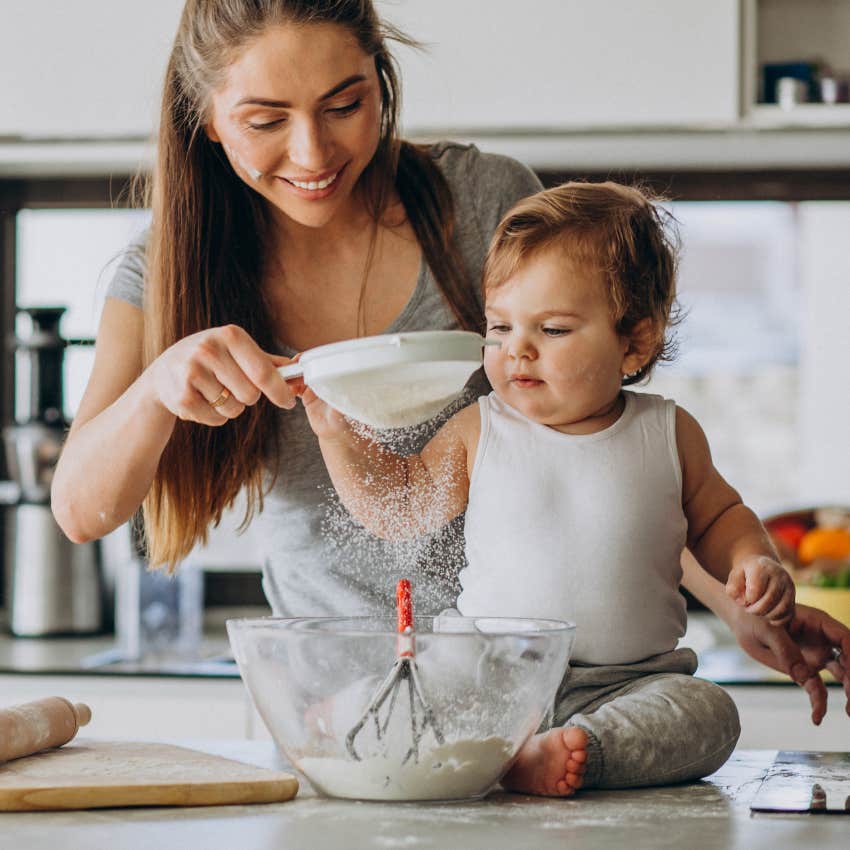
[277, 162, 348, 199]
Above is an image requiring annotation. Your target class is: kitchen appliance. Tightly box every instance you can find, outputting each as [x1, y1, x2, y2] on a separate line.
[1, 306, 103, 636]
[278, 330, 495, 428]
[0, 740, 298, 811]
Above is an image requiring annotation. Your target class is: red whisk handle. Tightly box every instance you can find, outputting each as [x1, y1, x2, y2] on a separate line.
[396, 579, 413, 634]
[396, 579, 414, 658]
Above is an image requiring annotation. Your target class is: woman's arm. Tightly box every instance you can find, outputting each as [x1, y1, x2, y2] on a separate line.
[51, 299, 294, 543]
[302, 389, 477, 539]
[51, 299, 175, 541]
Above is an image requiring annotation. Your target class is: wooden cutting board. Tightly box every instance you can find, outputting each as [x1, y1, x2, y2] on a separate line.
[0, 739, 299, 811]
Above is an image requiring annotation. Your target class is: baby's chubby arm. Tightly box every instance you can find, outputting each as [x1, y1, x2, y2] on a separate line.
[677, 406, 794, 626]
[301, 388, 480, 540]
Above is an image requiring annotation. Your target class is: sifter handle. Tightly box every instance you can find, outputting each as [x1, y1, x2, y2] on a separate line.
[277, 363, 304, 381]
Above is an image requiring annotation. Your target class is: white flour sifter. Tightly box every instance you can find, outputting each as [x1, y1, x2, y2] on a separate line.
[277, 330, 495, 429]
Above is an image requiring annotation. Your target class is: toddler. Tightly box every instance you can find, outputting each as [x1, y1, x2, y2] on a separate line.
[301, 181, 795, 796]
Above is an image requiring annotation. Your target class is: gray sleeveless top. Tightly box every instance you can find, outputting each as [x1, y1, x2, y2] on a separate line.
[106, 142, 541, 616]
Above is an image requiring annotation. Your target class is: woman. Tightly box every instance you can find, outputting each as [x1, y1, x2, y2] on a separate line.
[51, 0, 847, 721]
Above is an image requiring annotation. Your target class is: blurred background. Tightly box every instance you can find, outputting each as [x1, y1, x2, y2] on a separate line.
[0, 0, 848, 611]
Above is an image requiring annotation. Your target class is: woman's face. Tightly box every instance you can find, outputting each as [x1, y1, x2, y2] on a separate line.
[206, 22, 384, 230]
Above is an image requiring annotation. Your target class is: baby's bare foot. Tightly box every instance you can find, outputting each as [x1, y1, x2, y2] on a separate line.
[502, 726, 588, 797]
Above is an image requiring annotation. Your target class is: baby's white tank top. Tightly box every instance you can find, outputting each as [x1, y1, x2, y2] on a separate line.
[458, 391, 688, 665]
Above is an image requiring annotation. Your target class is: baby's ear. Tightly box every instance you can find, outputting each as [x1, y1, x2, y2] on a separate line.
[621, 318, 660, 377]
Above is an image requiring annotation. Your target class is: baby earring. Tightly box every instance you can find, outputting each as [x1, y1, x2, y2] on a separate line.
[622, 368, 641, 380]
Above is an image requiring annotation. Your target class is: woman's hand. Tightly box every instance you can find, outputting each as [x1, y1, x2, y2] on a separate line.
[149, 324, 297, 425]
[728, 602, 850, 725]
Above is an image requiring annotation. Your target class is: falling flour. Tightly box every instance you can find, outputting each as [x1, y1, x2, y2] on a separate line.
[319, 388, 477, 614]
[298, 736, 514, 801]
[308, 378, 513, 803]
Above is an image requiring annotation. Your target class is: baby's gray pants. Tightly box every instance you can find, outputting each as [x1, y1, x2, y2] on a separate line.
[551, 647, 740, 789]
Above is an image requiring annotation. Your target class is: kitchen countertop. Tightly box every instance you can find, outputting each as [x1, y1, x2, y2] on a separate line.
[0, 611, 839, 687]
[3, 740, 848, 850]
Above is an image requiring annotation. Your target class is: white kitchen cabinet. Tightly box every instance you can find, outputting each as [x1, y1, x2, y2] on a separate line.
[0, 674, 256, 740]
[0, 0, 183, 138]
[3, 675, 846, 751]
[0, 1, 739, 141]
[381, 0, 740, 131]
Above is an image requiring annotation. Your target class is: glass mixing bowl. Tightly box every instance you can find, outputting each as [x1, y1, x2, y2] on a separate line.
[227, 615, 575, 802]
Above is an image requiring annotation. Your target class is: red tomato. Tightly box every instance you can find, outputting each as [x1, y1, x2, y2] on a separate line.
[767, 520, 808, 553]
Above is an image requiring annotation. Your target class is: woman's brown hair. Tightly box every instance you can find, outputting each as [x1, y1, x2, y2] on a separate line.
[483, 181, 681, 384]
[141, 0, 479, 569]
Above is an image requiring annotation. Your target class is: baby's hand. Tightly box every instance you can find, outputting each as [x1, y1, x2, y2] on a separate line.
[300, 386, 351, 441]
[726, 556, 795, 626]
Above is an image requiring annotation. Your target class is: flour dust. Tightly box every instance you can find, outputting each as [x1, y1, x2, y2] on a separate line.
[320, 386, 478, 614]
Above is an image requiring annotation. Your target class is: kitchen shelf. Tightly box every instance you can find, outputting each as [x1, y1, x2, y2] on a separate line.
[746, 103, 850, 128]
[743, 0, 850, 128]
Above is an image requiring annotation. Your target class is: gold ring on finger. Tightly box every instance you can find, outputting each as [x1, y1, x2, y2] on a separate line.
[210, 387, 231, 409]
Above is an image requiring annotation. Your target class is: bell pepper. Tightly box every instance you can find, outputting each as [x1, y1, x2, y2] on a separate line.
[798, 527, 850, 565]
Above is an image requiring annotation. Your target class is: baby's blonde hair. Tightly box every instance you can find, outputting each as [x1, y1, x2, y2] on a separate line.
[483, 181, 681, 384]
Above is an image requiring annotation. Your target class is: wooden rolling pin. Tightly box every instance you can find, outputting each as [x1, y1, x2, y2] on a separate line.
[0, 697, 91, 764]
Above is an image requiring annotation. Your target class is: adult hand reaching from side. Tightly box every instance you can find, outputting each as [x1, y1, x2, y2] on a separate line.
[681, 548, 849, 725]
[726, 601, 850, 725]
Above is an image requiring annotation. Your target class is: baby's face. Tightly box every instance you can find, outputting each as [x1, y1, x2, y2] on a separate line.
[483, 246, 630, 434]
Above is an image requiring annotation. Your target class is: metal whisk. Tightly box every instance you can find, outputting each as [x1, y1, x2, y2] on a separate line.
[345, 579, 445, 764]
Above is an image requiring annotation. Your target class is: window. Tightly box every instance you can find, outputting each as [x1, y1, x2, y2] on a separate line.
[15, 208, 150, 420]
[642, 201, 800, 516]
